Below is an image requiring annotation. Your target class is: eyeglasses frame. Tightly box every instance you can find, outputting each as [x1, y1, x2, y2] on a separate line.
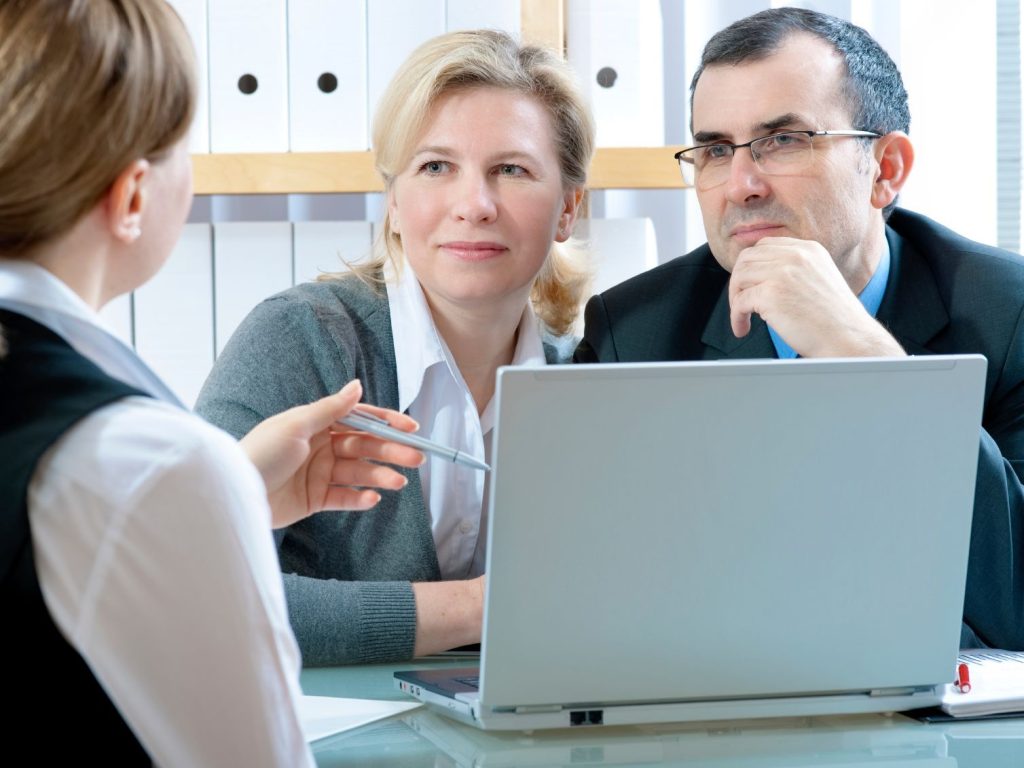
[674, 129, 882, 187]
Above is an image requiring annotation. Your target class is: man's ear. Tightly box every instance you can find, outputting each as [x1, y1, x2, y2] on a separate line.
[555, 186, 585, 243]
[105, 159, 150, 244]
[871, 132, 913, 212]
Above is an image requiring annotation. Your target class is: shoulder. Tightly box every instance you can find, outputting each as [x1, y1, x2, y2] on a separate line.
[41, 398, 261, 503]
[597, 245, 726, 307]
[197, 276, 400, 435]
[242, 277, 391, 341]
[201, 277, 391, 396]
[33, 397, 268, 539]
[889, 208, 1024, 283]
[587, 245, 727, 325]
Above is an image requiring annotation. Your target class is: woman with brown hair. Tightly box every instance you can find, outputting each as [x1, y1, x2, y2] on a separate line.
[0, 1, 420, 763]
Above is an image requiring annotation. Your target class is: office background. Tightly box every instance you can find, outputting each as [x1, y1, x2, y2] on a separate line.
[100, 0, 1022, 407]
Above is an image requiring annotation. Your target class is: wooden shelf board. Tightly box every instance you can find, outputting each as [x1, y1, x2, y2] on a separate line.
[192, 147, 689, 195]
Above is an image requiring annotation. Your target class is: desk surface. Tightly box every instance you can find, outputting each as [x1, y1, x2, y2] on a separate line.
[301, 659, 1024, 767]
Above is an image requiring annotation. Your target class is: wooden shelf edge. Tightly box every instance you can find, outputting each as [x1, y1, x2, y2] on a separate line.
[191, 147, 690, 195]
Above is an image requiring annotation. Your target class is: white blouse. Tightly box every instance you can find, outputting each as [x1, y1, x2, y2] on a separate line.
[0, 261, 313, 768]
[386, 265, 547, 580]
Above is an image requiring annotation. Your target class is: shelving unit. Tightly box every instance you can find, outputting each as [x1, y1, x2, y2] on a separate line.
[190, 1, 687, 196]
[191, 147, 687, 194]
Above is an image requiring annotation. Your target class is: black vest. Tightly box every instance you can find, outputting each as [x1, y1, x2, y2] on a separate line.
[0, 309, 151, 763]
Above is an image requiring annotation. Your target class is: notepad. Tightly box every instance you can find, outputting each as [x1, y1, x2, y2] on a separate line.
[297, 695, 421, 742]
[938, 650, 1024, 718]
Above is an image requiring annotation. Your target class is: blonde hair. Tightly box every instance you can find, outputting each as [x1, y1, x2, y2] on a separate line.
[342, 29, 595, 337]
[0, 0, 196, 258]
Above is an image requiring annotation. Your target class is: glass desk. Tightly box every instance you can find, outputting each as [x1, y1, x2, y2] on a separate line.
[302, 659, 1024, 767]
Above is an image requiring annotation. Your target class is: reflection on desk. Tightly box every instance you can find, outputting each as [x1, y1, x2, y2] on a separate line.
[302, 660, 1024, 768]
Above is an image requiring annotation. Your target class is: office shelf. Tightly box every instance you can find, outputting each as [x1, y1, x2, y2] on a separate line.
[191, 147, 689, 195]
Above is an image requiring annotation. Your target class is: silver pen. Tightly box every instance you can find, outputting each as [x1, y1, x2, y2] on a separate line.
[338, 408, 491, 472]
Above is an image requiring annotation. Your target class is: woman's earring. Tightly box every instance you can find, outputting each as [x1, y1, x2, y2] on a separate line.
[128, 226, 142, 242]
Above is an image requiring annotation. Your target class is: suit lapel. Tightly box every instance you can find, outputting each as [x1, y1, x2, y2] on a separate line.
[700, 284, 778, 359]
[877, 227, 949, 354]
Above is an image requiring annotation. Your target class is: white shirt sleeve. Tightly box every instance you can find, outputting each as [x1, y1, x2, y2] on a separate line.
[29, 397, 313, 768]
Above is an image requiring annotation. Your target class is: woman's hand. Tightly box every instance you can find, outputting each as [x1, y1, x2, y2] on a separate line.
[240, 380, 424, 528]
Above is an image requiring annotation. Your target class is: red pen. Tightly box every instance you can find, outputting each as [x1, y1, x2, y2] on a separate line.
[956, 662, 971, 694]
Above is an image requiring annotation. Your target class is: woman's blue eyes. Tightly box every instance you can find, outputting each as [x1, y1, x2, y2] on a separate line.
[417, 161, 527, 177]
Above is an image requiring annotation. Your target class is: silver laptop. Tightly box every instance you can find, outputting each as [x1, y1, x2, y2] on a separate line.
[396, 356, 986, 730]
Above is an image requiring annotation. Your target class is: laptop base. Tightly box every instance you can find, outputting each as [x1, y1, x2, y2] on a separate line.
[396, 669, 940, 731]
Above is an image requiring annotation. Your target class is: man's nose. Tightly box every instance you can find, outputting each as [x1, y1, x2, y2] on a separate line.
[724, 146, 770, 204]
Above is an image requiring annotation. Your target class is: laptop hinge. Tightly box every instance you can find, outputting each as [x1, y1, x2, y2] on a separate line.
[514, 704, 562, 714]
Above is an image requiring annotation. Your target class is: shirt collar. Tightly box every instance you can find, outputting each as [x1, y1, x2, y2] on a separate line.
[768, 238, 891, 360]
[385, 263, 546, 415]
[0, 260, 184, 406]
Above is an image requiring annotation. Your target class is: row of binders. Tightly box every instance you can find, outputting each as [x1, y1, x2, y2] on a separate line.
[101, 221, 373, 406]
[173, 0, 520, 154]
[99, 218, 657, 408]
[171, 0, 665, 154]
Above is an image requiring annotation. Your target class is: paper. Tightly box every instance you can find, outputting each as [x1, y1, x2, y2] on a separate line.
[298, 695, 421, 743]
[940, 649, 1024, 718]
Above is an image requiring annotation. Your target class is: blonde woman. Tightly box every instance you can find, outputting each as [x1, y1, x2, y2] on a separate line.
[196, 30, 596, 665]
[0, 1, 420, 763]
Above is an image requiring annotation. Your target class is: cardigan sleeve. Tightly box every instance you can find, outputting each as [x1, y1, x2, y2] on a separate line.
[195, 286, 427, 664]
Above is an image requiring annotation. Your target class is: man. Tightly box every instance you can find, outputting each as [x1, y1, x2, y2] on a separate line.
[575, 7, 1024, 651]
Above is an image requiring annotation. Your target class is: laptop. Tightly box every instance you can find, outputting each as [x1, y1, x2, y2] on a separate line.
[395, 356, 986, 730]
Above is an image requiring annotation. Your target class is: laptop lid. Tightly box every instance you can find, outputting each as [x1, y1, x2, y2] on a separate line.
[478, 356, 985, 712]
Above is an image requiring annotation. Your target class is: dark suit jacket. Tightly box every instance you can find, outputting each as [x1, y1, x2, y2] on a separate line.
[576, 208, 1024, 650]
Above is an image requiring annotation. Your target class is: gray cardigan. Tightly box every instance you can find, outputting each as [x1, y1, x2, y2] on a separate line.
[195, 277, 571, 665]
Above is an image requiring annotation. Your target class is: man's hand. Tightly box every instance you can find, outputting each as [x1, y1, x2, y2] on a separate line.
[728, 236, 905, 357]
[240, 380, 425, 529]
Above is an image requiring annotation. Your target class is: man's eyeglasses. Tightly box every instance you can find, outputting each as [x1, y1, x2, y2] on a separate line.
[675, 130, 881, 190]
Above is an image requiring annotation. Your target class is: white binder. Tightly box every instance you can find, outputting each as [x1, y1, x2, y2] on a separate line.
[213, 222, 292, 355]
[288, 0, 368, 152]
[133, 224, 214, 407]
[208, 0, 289, 152]
[168, 0, 210, 153]
[567, 0, 665, 147]
[293, 221, 373, 285]
[446, 0, 520, 34]
[98, 293, 134, 349]
[576, 217, 658, 295]
[367, 0, 445, 127]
